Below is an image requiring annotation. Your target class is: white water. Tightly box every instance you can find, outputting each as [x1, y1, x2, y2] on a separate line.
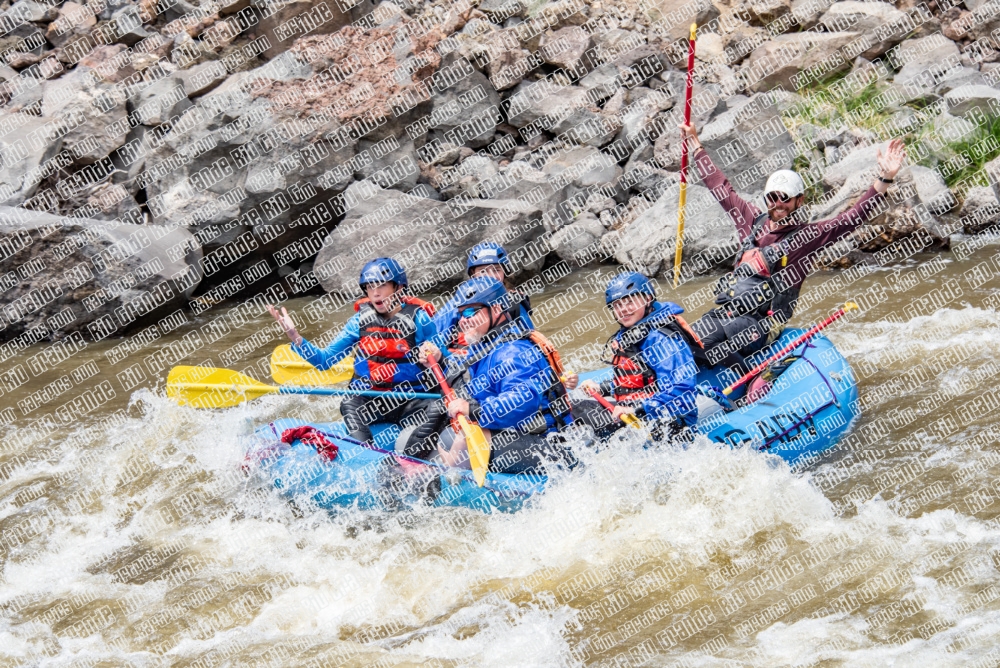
[2, 258, 1000, 666]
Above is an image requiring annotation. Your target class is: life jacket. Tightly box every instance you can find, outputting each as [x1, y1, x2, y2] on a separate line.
[714, 212, 801, 326]
[462, 316, 573, 430]
[610, 305, 702, 403]
[353, 296, 435, 390]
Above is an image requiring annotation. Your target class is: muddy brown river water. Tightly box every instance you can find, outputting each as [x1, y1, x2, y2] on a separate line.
[1, 238, 1000, 667]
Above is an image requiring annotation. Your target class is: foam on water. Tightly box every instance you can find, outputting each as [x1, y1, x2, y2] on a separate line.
[3, 306, 1000, 665]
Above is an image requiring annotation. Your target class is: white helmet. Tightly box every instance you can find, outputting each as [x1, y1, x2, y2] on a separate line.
[764, 170, 805, 198]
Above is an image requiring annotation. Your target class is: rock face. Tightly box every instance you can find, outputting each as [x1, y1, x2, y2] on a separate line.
[605, 181, 739, 278]
[312, 183, 549, 296]
[0, 206, 201, 342]
[0, 0, 985, 344]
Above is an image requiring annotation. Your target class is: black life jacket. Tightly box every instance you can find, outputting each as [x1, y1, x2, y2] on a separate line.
[611, 315, 702, 403]
[714, 212, 801, 324]
[354, 296, 435, 390]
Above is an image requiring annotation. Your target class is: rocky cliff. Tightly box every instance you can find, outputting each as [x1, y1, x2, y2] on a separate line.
[1, 0, 999, 341]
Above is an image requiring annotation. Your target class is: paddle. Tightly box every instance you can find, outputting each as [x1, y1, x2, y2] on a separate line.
[584, 387, 643, 429]
[425, 356, 490, 488]
[270, 344, 353, 386]
[167, 366, 442, 409]
[673, 22, 697, 289]
[723, 302, 858, 396]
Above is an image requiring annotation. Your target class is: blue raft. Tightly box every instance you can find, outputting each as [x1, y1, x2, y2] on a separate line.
[250, 329, 860, 513]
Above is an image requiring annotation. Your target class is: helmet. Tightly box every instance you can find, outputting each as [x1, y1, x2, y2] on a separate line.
[455, 276, 509, 310]
[764, 170, 805, 198]
[605, 272, 655, 307]
[467, 242, 512, 276]
[358, 257, 407, 289]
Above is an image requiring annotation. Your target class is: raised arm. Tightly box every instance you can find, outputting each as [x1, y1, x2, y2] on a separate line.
[679, 123, 762, 240]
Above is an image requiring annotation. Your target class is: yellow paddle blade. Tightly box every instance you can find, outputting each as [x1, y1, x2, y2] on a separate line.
[622, 413, 642, 429]
[270, 344, 353, 386]
[167, 366, 278, 408]
[458, 414, 490, 487]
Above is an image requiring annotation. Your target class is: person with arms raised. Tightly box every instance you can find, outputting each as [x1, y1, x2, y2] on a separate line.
[678, 123, 906, 370]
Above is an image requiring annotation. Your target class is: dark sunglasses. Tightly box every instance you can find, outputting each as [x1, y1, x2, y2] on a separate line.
[765, 191, 793, 205]
[459, 306, 485, 319]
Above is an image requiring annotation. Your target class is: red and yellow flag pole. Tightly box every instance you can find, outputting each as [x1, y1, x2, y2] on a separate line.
[673, 23, 697, 289]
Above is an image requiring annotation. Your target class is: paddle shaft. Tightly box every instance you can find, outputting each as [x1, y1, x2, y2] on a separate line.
[585, 388, 642, 428]
[723, 303, 858, 395]
[672, 23, 697, 289]
[178, 383, 442, 400]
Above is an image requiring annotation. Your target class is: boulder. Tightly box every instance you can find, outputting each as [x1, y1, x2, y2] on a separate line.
[744, 32, 862, 91]
[540, 27, 593, 74]
[944, 84, 1000, 119]
[427, 64, 502, 149]
[506, 84, 619, 146]
[0, 205, 201, 342]
[907, 164, 956, 217]
[0, 113, 64, 206]
[890, 35, 962, 101]
[41, 67, 129, 164]
[818, 1, 909, 59]
[312, 182, 549, 295]
[957, 185, 1000, 234]
[605, 180, 739, 277]
[694, 93, 796, 193]
[649, 0, 720, 42]
[821, 141, 887, 191]
[549, 213, 605, 264]
[128, 76, 192, 126]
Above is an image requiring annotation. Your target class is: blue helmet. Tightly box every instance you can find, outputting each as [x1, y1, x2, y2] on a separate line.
[467, 242, 512, 276]
[455, 276, 509, 310]
[605, 271, 655, 306]
[359, 257, 407, 289]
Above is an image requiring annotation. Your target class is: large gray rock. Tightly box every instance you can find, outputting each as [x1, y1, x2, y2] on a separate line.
[42, 67, 129, 164]
[695, 94, 796, 193]
[549, 213, 605, 264]
[313, 183, 549, 295]
[944, 85, 1000, 119]
[506, 84, 620, 146]
[540, 27, 593, 74]
[744, 32, 862, 91]
[908, 165, 956, 217]
[818, 2, 908, 59]
[821, 141, 887, 191]
[0, 206, 201, 342]
[427, 65, 502, 150]
[605, 180, 739, 277]
[650, 0, 721, 42]
[0, 113, 64, 205]
[890, 35, 963, 101]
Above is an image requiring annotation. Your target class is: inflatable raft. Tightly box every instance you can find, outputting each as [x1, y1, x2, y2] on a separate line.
[248, 329, 860, 513]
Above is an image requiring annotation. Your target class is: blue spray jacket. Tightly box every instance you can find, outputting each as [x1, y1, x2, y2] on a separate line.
[605, 301, 699, 426]
[447, 317, 569, 433]
[292, 300, 446, 391]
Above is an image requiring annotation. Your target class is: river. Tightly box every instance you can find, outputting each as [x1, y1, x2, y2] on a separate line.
[1, 237, 999, 667]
